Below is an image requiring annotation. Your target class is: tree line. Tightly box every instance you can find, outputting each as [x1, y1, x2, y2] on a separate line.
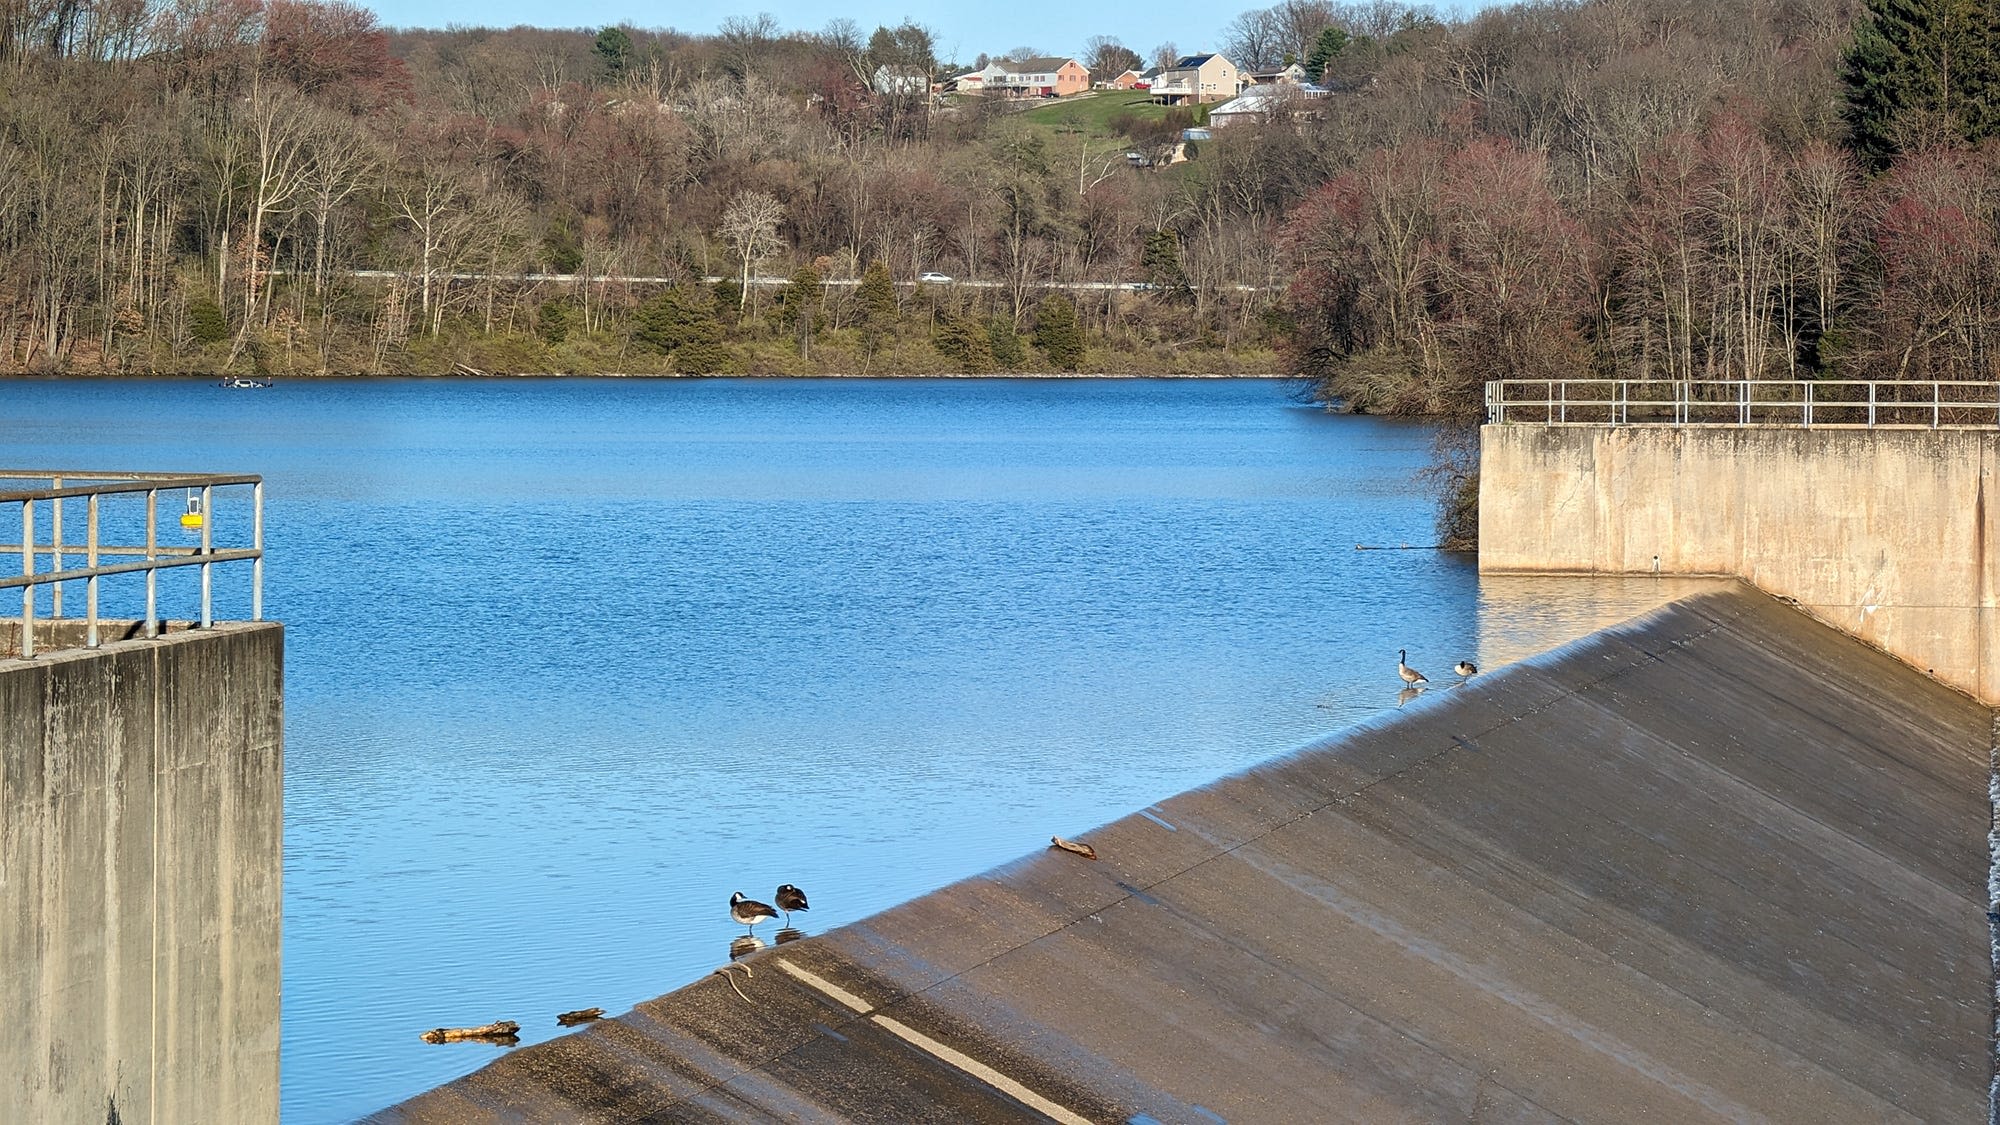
[1275, 0, 2000, 416]
[0, 0, 1993, 390]
[0, 3, 1297, 375]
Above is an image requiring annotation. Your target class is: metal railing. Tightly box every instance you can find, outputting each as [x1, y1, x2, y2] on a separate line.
[1486, 379, 2000, 427]
[0, 472, 263, 658]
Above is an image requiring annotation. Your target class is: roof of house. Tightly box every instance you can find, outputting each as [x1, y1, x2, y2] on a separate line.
[1214, 82, 1328, 111]
[1001, 56, 1081, 73]
[1173, 53, 1224, 68]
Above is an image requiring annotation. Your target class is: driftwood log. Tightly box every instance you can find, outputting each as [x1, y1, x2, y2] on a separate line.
[556, 1008, 606, 1026]
[1050, 835, 1098, 860]
[420, 1020, 520, 1044]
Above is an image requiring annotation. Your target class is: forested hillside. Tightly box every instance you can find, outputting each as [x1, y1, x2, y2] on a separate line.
[0, 0, 1993, 385]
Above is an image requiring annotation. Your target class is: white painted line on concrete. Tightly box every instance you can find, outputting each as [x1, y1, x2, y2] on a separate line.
[774, 960, 874, 1013]
[870, 1014, 1095, 1125]
[776, 959, 1094, 1123]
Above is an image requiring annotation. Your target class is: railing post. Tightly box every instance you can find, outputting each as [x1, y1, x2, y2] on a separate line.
[1868, 381, 1876, 426]
[1485, 381, 1499, 425]
[85, 492, 99, 648]
[251, 482, 265, 622]
[1803, 380, 1812, 427]
[1546, 379, 1554, 424]
[145, 488, 157, 639]
[20, 499, 33, 659]
[1559, 380, 1567, 423]
[1933, 382, 1940, 428]
[49, 476, 62, 618]
[199, 484, 212, 628]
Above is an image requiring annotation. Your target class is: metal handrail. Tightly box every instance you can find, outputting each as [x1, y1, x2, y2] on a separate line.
[1485, 379, 2000, 428]
[0, 472, 263, 658]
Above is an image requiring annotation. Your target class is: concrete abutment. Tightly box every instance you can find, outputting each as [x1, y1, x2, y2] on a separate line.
[1, 621, 282, 1123]
[1479, 424, 2000, 701]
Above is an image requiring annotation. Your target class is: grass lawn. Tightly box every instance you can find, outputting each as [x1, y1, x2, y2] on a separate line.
[1014, 91, 1177, 138]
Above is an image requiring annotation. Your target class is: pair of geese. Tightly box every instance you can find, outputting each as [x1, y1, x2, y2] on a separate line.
[729, 885, 808, 932]
[1399, 649, 1476, 687]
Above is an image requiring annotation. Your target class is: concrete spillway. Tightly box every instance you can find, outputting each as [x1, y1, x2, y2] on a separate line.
[374, 584, 1993, 1123]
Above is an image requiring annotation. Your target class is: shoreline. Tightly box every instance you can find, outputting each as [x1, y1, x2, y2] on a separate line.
[0, 370, 1294, 381]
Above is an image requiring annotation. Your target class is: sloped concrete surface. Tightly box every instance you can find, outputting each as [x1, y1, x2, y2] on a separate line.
[373, 584, 1992, 1123]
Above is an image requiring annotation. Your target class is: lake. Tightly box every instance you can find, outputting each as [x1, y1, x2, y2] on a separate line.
[0, 377, 1704, 1121]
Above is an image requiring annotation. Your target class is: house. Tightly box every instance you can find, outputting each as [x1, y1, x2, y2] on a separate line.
[1104, 69, 1145, 90]
[1149, 53, 1247, 105]
[1208, 82, 1329, 129]
[985, 56, 1090, 97]
[948, 62, 1003, 93]
[1248, 62, 1308, 86]
[873, 64, 930, 96]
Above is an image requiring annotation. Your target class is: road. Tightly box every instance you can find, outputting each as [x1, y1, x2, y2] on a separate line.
[304, 269, 1270, 293]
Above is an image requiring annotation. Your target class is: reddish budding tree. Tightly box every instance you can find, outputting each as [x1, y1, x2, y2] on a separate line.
[262, 0, 409, 111]
[1430, 137, 1592, 400]
[1870, 148, 2000, 380]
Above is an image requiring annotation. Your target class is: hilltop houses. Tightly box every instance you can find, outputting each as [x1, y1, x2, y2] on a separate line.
[950, 56, 1089, 97]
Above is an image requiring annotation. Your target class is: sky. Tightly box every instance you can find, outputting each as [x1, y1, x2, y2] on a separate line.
[365, 0, 1289, 68]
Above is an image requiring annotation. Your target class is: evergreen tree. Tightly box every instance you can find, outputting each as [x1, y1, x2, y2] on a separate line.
[537, 299, 572, 345]
[1141, 230, 1193, 299]
[1032, 294, 1085, 370]
[634, 286, 727, 373]
[934, 312, 993, 371]
[987, 317, 1027, 370]
[1304, 27, 1349, 82]
[594, 27, 634, 77]
[188, 299, 229, 346]
[1844, 0, 2000, 165]
[779, 266, 822, 356]
[857, 260, 897, 343]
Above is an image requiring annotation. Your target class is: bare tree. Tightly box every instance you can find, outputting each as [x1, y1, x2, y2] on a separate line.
[1220, 10, 1283, 71]
[238, 79, 315, 328]
[718, 189, 786, 311]
[1082, 35, 1141, 78]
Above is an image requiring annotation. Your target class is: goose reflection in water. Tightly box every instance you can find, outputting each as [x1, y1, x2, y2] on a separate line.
[729, 935, 766, 960]
[775, 927, 805, 945]
[1396, 686, 1422, 708]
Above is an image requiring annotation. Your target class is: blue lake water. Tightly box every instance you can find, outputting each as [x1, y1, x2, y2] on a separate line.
[0, 377, 1706, 1121]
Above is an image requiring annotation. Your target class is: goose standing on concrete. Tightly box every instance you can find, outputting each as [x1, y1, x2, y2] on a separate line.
[774, 884, 809, 924]
[1398, 650, 1429, 689]
[1454, 660, 1478, 679]
[729, 891, 778, 934]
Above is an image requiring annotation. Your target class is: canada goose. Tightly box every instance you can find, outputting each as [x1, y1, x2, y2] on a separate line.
[1454, 661, 1477, 678]
[729, 891, 778, 933]
[1397, 650, 1428, 688]
[774, 884, 809, 923]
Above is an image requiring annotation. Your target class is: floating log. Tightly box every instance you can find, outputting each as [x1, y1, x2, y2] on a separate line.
[420, 1020, 520, 1044]
[1051, 835, 1098, 860]
[556, 1008, 606, 1027]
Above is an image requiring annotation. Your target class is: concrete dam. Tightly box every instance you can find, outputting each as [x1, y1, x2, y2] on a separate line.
[12, 381, 2000, 1123]
[374, 380, 2000, 1122]
[377, 582, 1992, 1122]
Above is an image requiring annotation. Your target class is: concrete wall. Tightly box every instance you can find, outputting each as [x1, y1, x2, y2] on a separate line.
[1480, 424, 2000, 700]
[0, 622, 282, 1124]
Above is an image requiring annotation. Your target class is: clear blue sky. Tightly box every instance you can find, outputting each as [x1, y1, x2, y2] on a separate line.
[368, 0, 1265, 67]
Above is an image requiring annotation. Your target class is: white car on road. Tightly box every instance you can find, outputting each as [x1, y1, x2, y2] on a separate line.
[917, 272, 953, 284]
